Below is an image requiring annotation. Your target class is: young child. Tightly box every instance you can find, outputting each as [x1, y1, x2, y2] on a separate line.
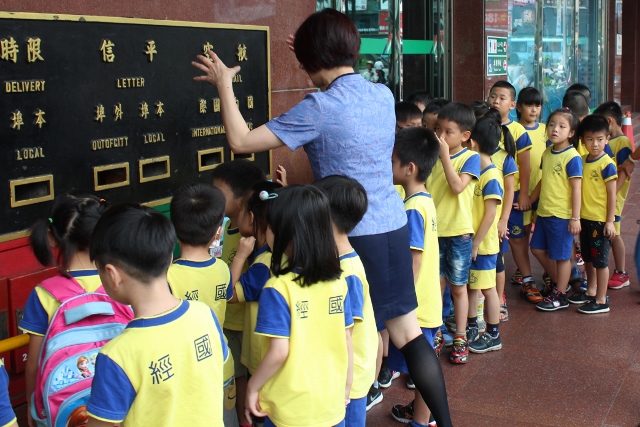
[313, 175, 378, 427]
[396, 101, 424, 130]
[422, 99, 451, 132]
[407, 90, 433, 113]
[593, 101, 633, 289]
[568, 114, 617, 313]
[529, 109, 583, 311]
[488, 81, 537, 304]
[426, 102, 480, 364]
[20, 193, 112, 426]
[466, 115, 504, 353]
[389, 126, 443, 426]
[567, 83, 592, 108]
[211, 159, 266, 427]
[563, 90, 591, 155]
[0, 359, 17, 427]
[86, 204, 229, 426]
[245, 185, 355, 427]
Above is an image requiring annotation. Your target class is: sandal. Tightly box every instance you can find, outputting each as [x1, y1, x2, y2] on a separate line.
[500, 303, 509, 322]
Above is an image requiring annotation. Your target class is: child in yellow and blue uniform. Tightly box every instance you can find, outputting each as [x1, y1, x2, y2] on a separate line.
[86, 204, 229, 427]
[530, 109, 583, 312]
[426, 102, 480, 364]
[313, 175, 378, 427]
[568, 115, 617, 313]
[389, 126, 443, 426]
[0, 359, 17, 427]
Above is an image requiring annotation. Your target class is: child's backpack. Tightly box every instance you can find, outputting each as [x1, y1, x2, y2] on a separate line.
[30, 275, 133, 427]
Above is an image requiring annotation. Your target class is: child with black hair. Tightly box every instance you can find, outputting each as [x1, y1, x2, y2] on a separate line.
[396, 101, 424, 130]
[563, 91, 590, 123]
[86, 204, 229, 426]
[407, 90, 433, 113]
[567, 83, 592, 107]
[427, 102, 480, 364]
[529, 109, 583, 312]
[245, 185, 355, 427]
[567, 115, 617, 313]
[389, 127, 443, 427]
[593, 101, 633, 290]
[312, 175, 378, 426]
[422, 99, 451, 132]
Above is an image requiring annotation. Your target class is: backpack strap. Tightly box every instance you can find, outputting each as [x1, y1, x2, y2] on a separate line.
[38, 275, 98, 303]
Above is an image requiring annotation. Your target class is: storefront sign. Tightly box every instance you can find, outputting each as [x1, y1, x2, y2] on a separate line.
[487, 36, 508, 76]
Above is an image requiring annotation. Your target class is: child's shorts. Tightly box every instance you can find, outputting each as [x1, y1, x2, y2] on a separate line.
[530, 216, 573, 260]
[496, 252, 505, 274]
[469, 254, 498, 290]
[579, 219, 612, 269]
[0, 363, 16, 427]
[438, 234, 473, 286]
[614, 215, 621, 235]
[345, 396, 366, 427]
[387, 327, 438, 374]
[508, 190, 526, 239]
[223, 328, 247, 378]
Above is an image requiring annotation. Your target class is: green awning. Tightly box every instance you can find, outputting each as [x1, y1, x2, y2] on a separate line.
[360, 37, 435, 55]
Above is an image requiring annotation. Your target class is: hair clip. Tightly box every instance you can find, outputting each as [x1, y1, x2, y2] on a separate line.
[48, 218, 53, 224]
[99, 198, 105, 203]
[259, 191, 278, 201]
[565, 106, 571, 111]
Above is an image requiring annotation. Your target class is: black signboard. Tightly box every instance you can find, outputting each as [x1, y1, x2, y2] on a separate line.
[0, 12, 270, 239]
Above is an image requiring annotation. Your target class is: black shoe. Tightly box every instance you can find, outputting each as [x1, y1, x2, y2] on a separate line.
[377, 365, 399, 388]
[578, 301, 610, 314]
[365, 384, 383, 411]
[536, 288, 569, 311]
[567, 292, 595, 305]
[391, 400, 414, 423]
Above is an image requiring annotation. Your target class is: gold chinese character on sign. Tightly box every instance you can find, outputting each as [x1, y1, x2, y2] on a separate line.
[247, 96, 254, 109]
[145, 40, 157, 62]
[237, 44, 248, 61]
[34, 109, 46, 128]
[95, 104, 106, 122]
[199, 99, 207, 114]
[140, 102, 149, 119]
[202, 42, 214, 60]
[1, 37, 19, 63]
[212, 98, 220, 113]
[100, 39, 115, 62]
[156, 101, 164, 117]
[114, 103, 123, 121]
[10, 110, 23, 130]
[27, 38, 44, 62]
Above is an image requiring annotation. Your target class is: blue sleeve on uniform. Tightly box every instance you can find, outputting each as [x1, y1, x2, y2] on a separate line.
[503, 155, 518, 176]
[255, 287, 291, 338]
[225, 269, 234, 301]
[343, 288, 354, 328]
[0, 365, 16, 427]
[617, 146, 632, 165]
[483, 179, 503, 199]
[406, 209, 425, 251]
[601, 163, 618, 181]
[344, 276, 364, 320]
[210, 309, 229, 362]
[460, 153, 481, 178]
[546, 139, 552, 148]
[239, 262, 271, 302]
[265, 95, 321, 151]
[86, 354, 136, 422]
[604, 144, 614, 158]
[516, 132, 532, 151]
[566, 156, 583, 178]
[19, 288, 49, 335]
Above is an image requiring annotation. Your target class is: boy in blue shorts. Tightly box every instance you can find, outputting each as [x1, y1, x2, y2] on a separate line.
[86, 204, 229, 426]
[426, 102, 480, 364]
[390, 126, 443, 426]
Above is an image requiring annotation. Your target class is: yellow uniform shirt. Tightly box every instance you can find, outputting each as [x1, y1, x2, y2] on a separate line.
[256, 272, 353, 427]
[395, 185, 405, 199]
[522, 122, 547, 193]
[609, 135, 633, 217]
[537, 145, 583, 219]
[404, 192, 443, 328]
[86, 300, 229, 426]
[221, 223, 246, 331]
[427, 148, 480, 237]
[581, 154, 618, 222]
[340, 251, 377, 400]
[502, 120, 533, 192]
[472, 165, 504, 255]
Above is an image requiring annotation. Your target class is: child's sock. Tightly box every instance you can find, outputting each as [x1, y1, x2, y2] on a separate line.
[467, 316, 477, 327]
[522, 276, 533, 284]
[373, 381, 379, 388]
[455, 330, 467, 340]
[487, 322, 499, 337]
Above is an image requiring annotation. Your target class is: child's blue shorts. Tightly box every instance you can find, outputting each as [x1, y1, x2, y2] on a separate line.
[345, 396, 366, 427]
[530, 215, 573, 260]
[438, 234, 473, 286]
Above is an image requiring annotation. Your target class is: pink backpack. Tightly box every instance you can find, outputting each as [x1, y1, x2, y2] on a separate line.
[30, 275, 133, 427]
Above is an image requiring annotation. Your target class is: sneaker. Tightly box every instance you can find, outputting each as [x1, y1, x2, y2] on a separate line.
[578, 301, 611, 314]
[477, 319, 486, 333]
[540, 277, 554, 297]
[469, 332, 502, 353]
[444, 315, 456, 332]
[391, 400, 414, 423]
[366, 385, 383, 411]
[406, 377, 415, 389]
[608, 272, 630, 289]
[467, 325, 479, 343]
[378, 365, 400, 388]
[536, 288, 569, 311]
[442, 328, 453, 347]
[580, 271, 588, 292]
[449, 336, 469, 364]
[521, 282, 543, 303]
[575, 250, 584, 266]
[433, 329, 444, 357]
[567, 292, 595, 305]
[511, 269, 522, 285]
[570, 267, 582, 285]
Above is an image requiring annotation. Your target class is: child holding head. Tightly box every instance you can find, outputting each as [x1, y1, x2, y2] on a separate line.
[313, 175, 377, 427]
[389, 126, 443, 426]
[426, 102, 480, 364]
[567, 115, 617, 313]
[245, 185, 355, 427]
[396, 101, 424, 130]
[86, 204, 229, 426]
[529, 109, 583, 311]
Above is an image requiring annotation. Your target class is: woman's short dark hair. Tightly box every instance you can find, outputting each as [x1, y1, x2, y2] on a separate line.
[293, 9, 361, 74]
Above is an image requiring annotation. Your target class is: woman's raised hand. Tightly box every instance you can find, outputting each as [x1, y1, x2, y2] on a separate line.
[191, 50, 240, 86]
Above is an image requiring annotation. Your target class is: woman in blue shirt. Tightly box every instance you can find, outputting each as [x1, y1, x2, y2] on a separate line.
[192, 9, 452, 427]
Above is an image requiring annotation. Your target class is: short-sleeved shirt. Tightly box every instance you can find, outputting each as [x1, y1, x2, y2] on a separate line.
[0, 360, 16, 427]
[86, 300, 229, 426]
[221, 223, 246, 331]
[427, 148, 480, 236]
[472, 165, 504, 255]
[265, 73, 405, 237]
[502, 120, 533, 192]
[609, 135, 633, 216]
[523, 122, 547, 193]
[537, 145, 583, 219]
[490, 147, 517, 211]
[255, 272, 353, 427]
[340, 251, 377, 400]
[19, 270, 102, 336]
[581, 153, 618, 222]
[404, 192, 443, 328]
